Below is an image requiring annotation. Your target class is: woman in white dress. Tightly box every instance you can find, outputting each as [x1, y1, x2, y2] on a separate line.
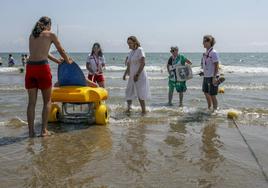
[123, 36, 150, 114]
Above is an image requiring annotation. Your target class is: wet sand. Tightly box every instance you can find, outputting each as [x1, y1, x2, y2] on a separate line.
[0, 109, 267, 188]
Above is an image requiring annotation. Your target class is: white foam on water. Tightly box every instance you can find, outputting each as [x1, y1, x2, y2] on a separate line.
[105, 66, 126, 71]
[80, 64, 268, 74]
[0, 85, 25, 91]
[223, 84, 268, 90]
[79, 65, 165, 72]
[221, 65, 268, 74]
[145, 65, 164, 72]
[0, 117, 27, 127]
[213, 108, 242, 117]
[108, 86, 169, 90]
[106, 76, 166, 80]
[0, 67, 20, 73]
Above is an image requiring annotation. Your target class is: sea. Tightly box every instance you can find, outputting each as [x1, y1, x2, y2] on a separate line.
[0, 52, 268, 187]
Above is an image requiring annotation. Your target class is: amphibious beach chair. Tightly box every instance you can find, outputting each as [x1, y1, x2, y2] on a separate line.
[48, 61, 109, 125]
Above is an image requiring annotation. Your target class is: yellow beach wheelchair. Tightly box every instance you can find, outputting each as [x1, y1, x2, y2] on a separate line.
[48, 61, 109, 125]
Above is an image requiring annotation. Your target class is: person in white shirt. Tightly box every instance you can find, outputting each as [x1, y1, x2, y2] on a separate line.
[201, 35, 220, 111]
[86, 43, 106, 88]
[123, 36, 150, 114]
[8, 54, 15, 67]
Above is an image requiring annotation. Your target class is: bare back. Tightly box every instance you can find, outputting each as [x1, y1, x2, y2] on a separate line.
[29, 31, 53, 61]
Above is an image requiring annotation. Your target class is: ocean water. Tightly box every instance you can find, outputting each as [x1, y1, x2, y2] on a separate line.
[0, 52, 268, 187]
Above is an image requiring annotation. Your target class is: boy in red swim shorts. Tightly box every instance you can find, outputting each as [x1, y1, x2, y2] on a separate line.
[25, 60, 52, 90]
[26, 16, 72, 137]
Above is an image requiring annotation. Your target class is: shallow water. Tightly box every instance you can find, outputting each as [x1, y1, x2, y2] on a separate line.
[0, 53, 268, 187]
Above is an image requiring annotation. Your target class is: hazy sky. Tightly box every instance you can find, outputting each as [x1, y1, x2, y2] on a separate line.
[0, 0, 267, 52]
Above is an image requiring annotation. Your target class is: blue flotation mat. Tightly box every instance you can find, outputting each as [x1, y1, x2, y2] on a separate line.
[58, 61, 87, 86]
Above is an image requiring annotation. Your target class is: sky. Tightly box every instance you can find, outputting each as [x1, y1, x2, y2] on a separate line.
[0, 0, 267, 52]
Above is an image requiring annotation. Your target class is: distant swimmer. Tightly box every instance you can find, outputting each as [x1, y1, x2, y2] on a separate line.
[26, 16, 72, 137]
[201, 35, 220, 111]
[0, 56, 2, 66]
[167, 46, 192, 107]
[8, 54, 15, 67]
[21, 54, 27, 66]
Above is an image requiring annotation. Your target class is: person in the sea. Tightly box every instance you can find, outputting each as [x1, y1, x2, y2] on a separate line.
[0, 56, 2, 66]
[21, 54, 26, 66]
[167, 46, 192, 107]
[86, 43, 106, 88]
[201, 35, 220, 111]
[26, 16, 72, 137]
[123, 36, 150, 114]
[8, 54, 15, 67]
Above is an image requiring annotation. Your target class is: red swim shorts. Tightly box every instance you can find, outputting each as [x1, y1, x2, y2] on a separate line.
[25, 64, 52, 89]
[88, 74, 105, 83]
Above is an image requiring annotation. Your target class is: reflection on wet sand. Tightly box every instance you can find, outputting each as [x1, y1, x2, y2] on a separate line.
[164, 121, 187, 159]
[198, 120, 224, 187]
[24, 126, 112, 187]
[118, 123, 150, 177]
[200, 121, 224, 172]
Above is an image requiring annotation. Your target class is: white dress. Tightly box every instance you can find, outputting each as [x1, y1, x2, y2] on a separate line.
[125, 47, 150, 100]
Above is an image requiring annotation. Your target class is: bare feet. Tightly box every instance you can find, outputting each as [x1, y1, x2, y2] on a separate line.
[125, 108, 131, 114]
[40, 129, 53, 137]
[141, 110, 147, 115]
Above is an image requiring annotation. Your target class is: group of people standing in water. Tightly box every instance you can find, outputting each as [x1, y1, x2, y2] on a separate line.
[25, 16, 220, 137]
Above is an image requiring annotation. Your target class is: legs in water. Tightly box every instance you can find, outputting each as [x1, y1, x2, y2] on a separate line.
[179, 92, 184, 107]
[126, 100, 146, 114]
[41, 88, 52, 137]
[168, 89, 174, 106]
[211, 95, 218, 111]
[127, 100, 132, 113]
[27, 88, 38, 137]
[204, 92, 218, 111]
[204, 92, 212, 109]
[139, 99, 146, 114]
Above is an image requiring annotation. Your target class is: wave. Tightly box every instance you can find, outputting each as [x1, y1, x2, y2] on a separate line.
[221, 65, 268, 74]
[107, 84, 268, 91]
[188, 84, 268, 90]
[0, 84, 266, 92]
[80, 65, 165, 72]
[0, 85, 25, 91]
[80, 64, 268, 74]
[0, 67, 23, 73]
[0, 117, 27, 127]
[223, 84, 268, 90]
